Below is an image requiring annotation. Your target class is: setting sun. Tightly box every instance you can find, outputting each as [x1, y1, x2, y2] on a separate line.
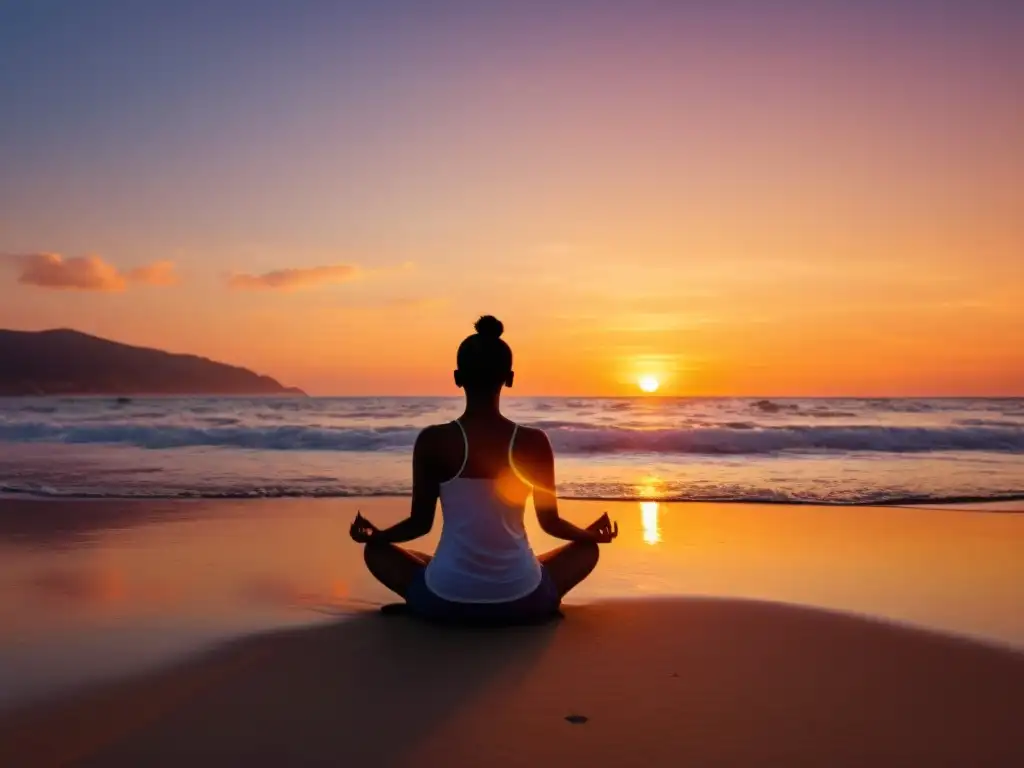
[638, 375, 660, 393]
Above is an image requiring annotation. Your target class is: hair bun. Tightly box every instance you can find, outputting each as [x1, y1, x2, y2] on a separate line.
[474, 315, 504, 338]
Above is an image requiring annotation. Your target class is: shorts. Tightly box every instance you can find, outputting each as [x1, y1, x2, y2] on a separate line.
[406, 567, 561, 626]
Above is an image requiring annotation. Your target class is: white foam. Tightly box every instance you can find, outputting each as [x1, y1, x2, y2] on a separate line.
[1, 420, 1021, 455]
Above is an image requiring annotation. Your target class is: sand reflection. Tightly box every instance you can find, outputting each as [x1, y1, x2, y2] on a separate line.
[30, 567, 127, 604]
[634, 475, 663, 546]
[640, 501, 661, 545]
[239, 575, 359, 614]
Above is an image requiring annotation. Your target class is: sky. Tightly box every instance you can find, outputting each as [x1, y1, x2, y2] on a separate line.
[1, 0, 1022, 396]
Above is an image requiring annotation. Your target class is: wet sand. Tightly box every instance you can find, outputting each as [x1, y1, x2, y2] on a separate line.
[2, 497, 1024, 765]
[2, 597, 1024, 767]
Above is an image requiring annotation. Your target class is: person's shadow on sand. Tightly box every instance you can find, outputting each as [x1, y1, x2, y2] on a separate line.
[4, 598, 1024, 767]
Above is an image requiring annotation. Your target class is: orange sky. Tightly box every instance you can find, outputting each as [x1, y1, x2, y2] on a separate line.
[1, 3, 1022, 395]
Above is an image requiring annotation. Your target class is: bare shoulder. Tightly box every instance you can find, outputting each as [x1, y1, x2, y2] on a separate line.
[513, 425, 553, 459]
[416, 422, 457, 448]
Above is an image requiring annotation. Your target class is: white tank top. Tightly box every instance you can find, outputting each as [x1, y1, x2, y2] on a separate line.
[424, 421, 543, 603]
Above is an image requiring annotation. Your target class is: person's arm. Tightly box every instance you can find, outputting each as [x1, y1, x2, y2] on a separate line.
[524, 429, 615, 543]
[352, 428, 439, 544]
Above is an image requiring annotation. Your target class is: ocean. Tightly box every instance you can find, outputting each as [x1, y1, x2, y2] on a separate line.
[0, 396, 1022, 505]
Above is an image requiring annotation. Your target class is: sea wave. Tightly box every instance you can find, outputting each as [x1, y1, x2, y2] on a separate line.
[3, 481, 1023, 508]
[0, 420, 1023, 454]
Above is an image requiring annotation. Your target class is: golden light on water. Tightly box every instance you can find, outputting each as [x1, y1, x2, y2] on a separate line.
[636, 475, 663, 545]
[640, 501, 661, 545]
[638, 375, 660, 393]
[636, 475, 663, 499]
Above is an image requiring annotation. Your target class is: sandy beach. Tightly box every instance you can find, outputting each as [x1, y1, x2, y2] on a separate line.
[3, 597, 1024, 766]
[2, 497, 1024, 765]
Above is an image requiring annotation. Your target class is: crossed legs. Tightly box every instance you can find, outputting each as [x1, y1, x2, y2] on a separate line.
[363, 539, 599, 600]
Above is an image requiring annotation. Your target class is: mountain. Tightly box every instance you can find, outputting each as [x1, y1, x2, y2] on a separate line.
[0, 329, 306, 396]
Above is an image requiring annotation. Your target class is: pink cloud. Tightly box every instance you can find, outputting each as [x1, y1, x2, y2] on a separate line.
[227, 264, 359, 291]
[7, 253, 178, 291]
[126, 260, 179, 286]
[15, 253, 126, 291]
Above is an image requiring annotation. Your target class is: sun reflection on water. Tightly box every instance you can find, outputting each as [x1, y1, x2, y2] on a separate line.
[640, 501, 661, 545]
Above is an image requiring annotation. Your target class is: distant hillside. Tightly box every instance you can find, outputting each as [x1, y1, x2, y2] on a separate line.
[0, 329, 306, 396]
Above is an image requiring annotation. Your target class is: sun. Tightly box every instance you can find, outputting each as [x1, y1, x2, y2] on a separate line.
[638, 375, 660, 393]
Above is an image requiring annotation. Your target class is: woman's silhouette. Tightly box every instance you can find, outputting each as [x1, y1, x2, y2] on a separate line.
[350, 315, 617, 622]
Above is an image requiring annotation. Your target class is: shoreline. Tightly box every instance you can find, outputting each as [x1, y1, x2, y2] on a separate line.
[3, 395, 1022, 507]
[4, 492, 1024, 510]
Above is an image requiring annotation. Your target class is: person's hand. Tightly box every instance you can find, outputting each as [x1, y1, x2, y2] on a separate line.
[586, 512, 619, 543]
[350, 512, 378, 544]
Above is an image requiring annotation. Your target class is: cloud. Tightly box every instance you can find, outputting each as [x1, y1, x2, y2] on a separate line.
[227, 264, 359, 291]
[14, 253, 126, 291]
[7, 253, 178, 291]
[126, 260, 179, 286]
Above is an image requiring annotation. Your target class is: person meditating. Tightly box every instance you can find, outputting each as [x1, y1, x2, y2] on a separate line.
[350, 315, 618, 623]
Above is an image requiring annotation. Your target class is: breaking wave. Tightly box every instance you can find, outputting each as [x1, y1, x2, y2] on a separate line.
[3, 481, 1023, 507]
[0, 420, 1022, 455]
